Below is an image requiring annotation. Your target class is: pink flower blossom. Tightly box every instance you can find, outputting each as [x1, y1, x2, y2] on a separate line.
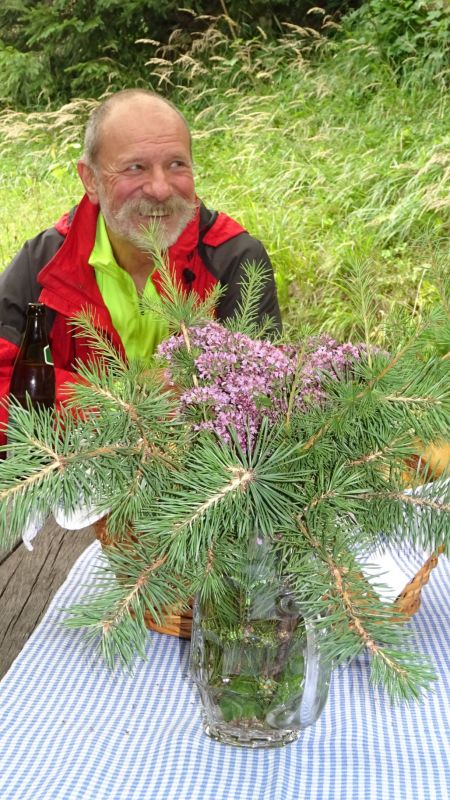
[157, 325, 365, 447]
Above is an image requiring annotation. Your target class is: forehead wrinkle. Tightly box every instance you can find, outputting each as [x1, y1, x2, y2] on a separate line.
[97, 129, 192, 171]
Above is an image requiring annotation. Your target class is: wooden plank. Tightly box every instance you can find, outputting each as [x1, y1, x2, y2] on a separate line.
[0, 518, 95, 679]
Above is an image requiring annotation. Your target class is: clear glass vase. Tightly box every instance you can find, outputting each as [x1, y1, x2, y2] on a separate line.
[190, 537, 331, 748]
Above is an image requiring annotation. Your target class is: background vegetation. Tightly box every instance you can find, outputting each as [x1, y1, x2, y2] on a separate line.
[0, 1, 359, 109]
[0, 1, 449, 342]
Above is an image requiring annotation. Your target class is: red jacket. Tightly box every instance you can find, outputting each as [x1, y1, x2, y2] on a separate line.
[0, 195, 280, 443]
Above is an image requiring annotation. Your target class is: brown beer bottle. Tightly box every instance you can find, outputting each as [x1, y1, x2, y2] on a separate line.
[9, 303, 55, 410]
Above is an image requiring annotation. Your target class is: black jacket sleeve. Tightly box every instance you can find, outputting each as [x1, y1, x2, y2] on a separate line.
[0, 227, 64, 345]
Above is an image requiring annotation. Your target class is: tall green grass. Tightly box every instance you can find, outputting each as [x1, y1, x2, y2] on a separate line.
[0, 23, 448, 340]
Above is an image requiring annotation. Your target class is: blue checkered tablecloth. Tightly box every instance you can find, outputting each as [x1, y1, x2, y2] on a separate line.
[0, 541, 449, 800]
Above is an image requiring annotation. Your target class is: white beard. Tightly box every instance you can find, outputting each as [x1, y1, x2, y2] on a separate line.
[97, 186, 196, 251]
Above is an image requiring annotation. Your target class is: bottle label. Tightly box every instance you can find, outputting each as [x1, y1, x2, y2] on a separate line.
[44, 345, 54, 366]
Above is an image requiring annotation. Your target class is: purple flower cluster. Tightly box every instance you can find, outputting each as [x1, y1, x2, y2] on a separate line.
[158, 324, 363, 447]
[299, 335, 362, 406]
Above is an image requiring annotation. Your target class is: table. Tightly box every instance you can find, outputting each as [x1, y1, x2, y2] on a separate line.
[0, 541, 449, 800]
[0, 518, 96, 679]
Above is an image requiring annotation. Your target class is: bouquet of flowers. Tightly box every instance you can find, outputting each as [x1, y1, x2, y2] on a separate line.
[0, 257, 449, 746]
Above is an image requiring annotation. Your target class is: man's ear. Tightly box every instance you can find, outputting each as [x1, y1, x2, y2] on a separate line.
[77, 160, 100, 204]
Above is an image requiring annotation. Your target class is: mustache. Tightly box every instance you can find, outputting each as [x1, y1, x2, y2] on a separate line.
[121, 196, 196, 217]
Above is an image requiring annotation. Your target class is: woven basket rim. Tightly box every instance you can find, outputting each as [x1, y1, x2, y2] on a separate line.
[93, 518, 443, 637]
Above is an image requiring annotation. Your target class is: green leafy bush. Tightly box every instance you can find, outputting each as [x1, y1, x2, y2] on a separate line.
[0, 1, 359, 109]
[0, 42, 51, 108]
[342, 0, 450, 85]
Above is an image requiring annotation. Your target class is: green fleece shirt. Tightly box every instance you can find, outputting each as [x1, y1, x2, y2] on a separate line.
[89, 213, 167, 361]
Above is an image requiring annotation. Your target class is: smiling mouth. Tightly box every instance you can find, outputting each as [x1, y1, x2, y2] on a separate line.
[138, 212, 170, 219]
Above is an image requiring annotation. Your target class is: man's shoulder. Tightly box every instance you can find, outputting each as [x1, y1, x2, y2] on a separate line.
[199, 205, 268, 279]
[11, 204, 80, 278]
[197, 202, 280, 331]
[53, 206, 77, 236]
[0, 216, 70, 341]
[21, 225, 67, 275]
[199, 204, 247, 248]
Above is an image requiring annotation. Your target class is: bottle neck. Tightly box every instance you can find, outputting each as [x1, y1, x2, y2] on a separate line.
[20, 306, 49, 350]
[22, 314, 48, 346]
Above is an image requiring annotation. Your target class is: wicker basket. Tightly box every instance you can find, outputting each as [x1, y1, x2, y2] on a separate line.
[94, 517, 193, 639]
[94, 519, 443, 639]
[392, 545, 444, 619]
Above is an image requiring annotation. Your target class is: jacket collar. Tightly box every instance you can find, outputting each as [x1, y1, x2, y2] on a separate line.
[38, 194, 204, 328]
[38, 195, 107, 323]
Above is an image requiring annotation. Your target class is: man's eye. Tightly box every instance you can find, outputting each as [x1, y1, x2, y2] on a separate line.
[170, 160, 185, 169]
[127, 164, 143, 172]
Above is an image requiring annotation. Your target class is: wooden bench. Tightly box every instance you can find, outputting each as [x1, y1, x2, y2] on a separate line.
[0, 519, 95, 679]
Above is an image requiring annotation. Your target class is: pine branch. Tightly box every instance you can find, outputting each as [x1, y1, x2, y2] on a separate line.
[345, 434, 412, 467]
[134, 218, 168, 270]
[139, 257, 224, 333]
[384, 394, 445, 406]
[100, 554, 168, 633]
[363, 325, 431, 392]
[335, 259, 378, 368]
[0, 458, 61, 501]
[173, 465, 254, 532]
[285, 342, 308, 428]
[297, 342, 449, 460]
[71, 309, 130, 371]
[224, 261, 277, 339]
[67, 371, 178, 469]
[0, 440, 147, 505]
[361, 489, 450, 515]
[328, 556, 404, 675]
[64, 544, 194, 669]
[295, 520, 437, 700]
[369, 649, 436, 702]
[0, 398, 182, 546]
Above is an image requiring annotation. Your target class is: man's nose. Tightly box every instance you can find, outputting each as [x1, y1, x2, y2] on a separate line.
[141, 168, 172, 202]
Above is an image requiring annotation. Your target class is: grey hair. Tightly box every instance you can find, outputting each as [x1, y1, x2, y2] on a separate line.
[82, 89, 192, 167]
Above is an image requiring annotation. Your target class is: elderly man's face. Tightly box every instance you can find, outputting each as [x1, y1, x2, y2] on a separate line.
[82, 99, 196, 250]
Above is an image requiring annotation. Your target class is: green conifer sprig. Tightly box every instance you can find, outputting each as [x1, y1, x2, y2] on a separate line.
[71, 309, 132, 372]
[224, 261, 279, 340]
[137, 227, 223, 335]
[284, 519, 438, 701]
[334, 259, 379, 366]
[0, 262, 449, 699]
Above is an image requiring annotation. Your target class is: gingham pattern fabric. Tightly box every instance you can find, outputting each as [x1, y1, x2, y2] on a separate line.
[0, 541, 449, 800]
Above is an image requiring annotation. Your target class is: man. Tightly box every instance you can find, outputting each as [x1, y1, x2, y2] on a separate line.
[0, 89, 281, 442]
